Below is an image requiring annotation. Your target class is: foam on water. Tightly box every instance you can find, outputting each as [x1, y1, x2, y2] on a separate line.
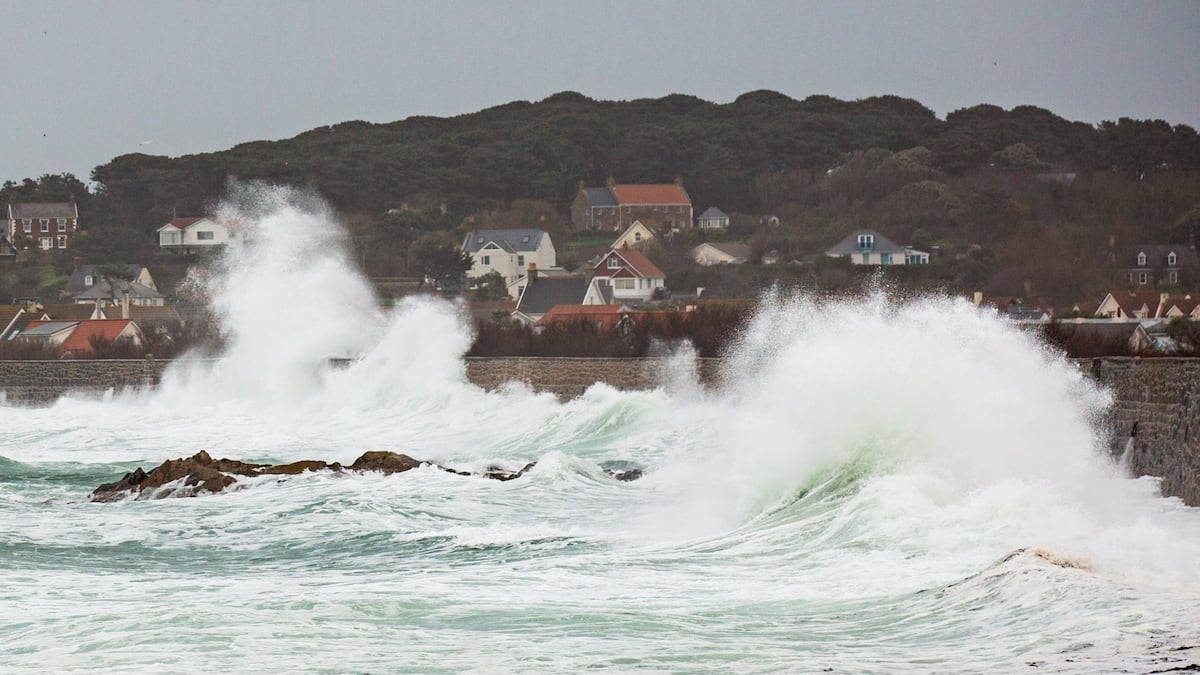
[2, 185, 1198, 672]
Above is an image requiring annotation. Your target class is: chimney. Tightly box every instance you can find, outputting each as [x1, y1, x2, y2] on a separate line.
[973, 291, 984, 306]
[674, 175, 684, 187]
[121, 290, 130, 320]
[527, 262, 538, 283]
[605, 175, 616, 188]
[1022, 278, 1035, 302]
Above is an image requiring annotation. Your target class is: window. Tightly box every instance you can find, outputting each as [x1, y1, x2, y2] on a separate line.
[481, 255, 490, 266]
[517, 255, 525, 267]
[1168, 252, 1177, 266]
[57, 218, 66, 231]
[22, 219, 30, 233]
[56, 235, 66, 248]
[634, 232, 642, 242]
[1126, 272, 1134, 284]
[615, 279, 635, 290]
[39, 237, 51, 249]
[84, 275, 94, 287]
[1139, 272, 1148, 285]
[857, 234, 874, 251]
[880, 253, 893, 265]
[607, 258, 620, 269]
[196, 231, 214, 240]
[1137, 252, 1147, 266]
[40, 219, 49, 233]
[1170, 271, 1179, 284]
[860, 253, 870, 264]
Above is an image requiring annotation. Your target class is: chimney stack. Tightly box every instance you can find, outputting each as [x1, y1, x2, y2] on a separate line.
[527, 262, 538, 283]
[121, 290, 130, 320]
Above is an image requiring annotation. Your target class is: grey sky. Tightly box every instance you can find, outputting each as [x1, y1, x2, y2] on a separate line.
[2, 0, 1197, 185]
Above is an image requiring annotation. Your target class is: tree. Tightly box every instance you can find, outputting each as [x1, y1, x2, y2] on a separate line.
[410, 232, 472, 289]
[472, 270, 509, 300]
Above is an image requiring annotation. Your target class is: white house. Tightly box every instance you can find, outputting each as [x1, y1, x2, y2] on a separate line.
[696, 207, 730, 230]
[591, 247, 667, 302]
[611, 220, 656, 250]
[826, 229, 929, 265]
[691, 242, 752, 266]
[157, 217, 238, 254]
[461, 229, 557, 299]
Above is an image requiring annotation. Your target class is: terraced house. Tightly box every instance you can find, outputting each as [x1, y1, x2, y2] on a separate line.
[7, 201, 78, 250]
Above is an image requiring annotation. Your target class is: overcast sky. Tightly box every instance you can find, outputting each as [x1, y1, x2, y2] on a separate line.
[1, 0, 1197, 185]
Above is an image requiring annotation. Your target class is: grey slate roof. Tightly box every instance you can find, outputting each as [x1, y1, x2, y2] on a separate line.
[462, 229, 546, 254]
[65, 265, 148, 295]
[582, 188, 618, 207]
[698, 207, 728, 219]
[826, 229, 905, 255]
[1120, 245, 1198, 269]
[9, 202, 78, 219]
[515, 276, 590, 316]
[72, 280, 164, 302]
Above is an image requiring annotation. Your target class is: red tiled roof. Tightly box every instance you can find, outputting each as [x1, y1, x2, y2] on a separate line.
[57, 320, 138, 355]
[610, 184, 691, 206]
[537, 304, 631, 329]
[612, 248, 666, 279]
[169, 217, 204, 228]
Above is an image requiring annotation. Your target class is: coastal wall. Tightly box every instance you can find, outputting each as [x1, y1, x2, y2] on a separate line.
[1, 356, 1197, 506]
[1087, 358, 1200, 506]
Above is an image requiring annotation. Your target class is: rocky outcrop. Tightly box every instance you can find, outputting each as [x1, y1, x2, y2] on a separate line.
[89, 450, 639, 502]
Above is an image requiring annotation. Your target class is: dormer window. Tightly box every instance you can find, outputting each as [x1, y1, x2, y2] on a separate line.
[857, 234, 874, 251]
[1137, 251, 1147, 266]
[607, 257, 620, 269]
[521, 235, 530, 244]
[84, 275, 94, 287]
[1168, 252, 1177, 266]
[476, 237, 484, 244]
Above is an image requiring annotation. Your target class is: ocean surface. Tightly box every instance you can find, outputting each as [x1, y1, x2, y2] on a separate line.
[2, 186, 1199, 673]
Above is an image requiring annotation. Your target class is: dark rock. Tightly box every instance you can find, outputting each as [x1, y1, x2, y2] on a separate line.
[260, 460, 334, 476]
[348, 451, 428, 475]
[484, 462, 537, 481]
[605, 468, 644, 482]
[89, 467, 149, 503]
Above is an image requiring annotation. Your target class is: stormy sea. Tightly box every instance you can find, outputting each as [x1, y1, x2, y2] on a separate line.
[2, 186, 1198, 673]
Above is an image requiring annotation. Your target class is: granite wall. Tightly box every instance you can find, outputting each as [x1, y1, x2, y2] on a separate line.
[1, 356, 1197, 506]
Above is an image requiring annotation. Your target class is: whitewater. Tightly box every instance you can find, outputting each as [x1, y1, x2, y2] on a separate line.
[2, 185, 1198, 673]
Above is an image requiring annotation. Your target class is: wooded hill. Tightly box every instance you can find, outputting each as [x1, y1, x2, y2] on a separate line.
[4, 90, 1200, 305]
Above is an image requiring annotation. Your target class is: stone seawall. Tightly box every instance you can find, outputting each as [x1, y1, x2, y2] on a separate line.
[1087, 358, 1200, 507]
[1, 356, 1197, 506]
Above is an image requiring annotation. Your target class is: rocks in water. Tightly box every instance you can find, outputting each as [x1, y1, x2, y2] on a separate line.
[88, 450, 637, 503]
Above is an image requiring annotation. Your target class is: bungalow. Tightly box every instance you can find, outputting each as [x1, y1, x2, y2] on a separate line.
[591, 247, 667, 302]
[1095, 290, 1173, 320]
[15, 319, 144, 358]
[826, 229, 929, 266]
[156, 217, 239, 255]
[696, 207, 730, 230]
[511, 274, 590, 325]
[691, 242, 752, 266]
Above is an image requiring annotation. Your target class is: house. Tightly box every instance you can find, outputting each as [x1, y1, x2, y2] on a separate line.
[1095, 290, 1173, 320]
[1116, 244, 1197, 288]
[760, 215, 781, 228]
[0, 305, 28, 341]
[972, 293, 1051, 322]
[7, 201, 78, 250]
[39, 303, 104, 321]
[14, 319, 144, 358]
[65, 265, 164, 308]
[461, 229, 557, 299]
[696, 207, 730, 230]
[571, 181, 692, 232]
[691, 242, 752, 266]
[611, 221, 656, 250]
[591, 247, 667, 302]
[511, 275, 590, 325]
[535, 304, 633, 331]
[826, 229, 929, 265]
[156, 217, 239, 254]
